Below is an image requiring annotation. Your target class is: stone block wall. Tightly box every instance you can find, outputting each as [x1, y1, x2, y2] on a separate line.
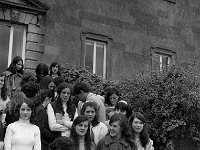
[38, 0, 200, 80]
[0, 6, 45, 72]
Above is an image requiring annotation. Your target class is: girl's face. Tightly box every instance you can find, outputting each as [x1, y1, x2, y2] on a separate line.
[16, 61, 22, 70]
[60, 88, 71, 102]
[109, 93, 119, 106]
[75, 121, 89, 137]
[132, 117, 144, 133]
[0, 76, 5, 89]
[110, 121, 121, 138]
[48, 81, 55, 90]
[19, 103, 32, 120]
[115, 109, 127, 117]
[84, 106, 96, 122]
[52, 65, 59, 74]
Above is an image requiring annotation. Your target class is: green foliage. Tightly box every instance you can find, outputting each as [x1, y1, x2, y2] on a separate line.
[116, 64, 200, 149]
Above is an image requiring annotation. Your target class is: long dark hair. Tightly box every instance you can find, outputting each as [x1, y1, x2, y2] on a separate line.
[70, 115, 91, 150]
[35, 63, 49, 83]
[49, 136, 75, 150]
[129, 112, 150, 148]
[109, 114, 136, 149]
[0, 73, 7, 100]
[81, 101, 100, 127]
[49, 62, 61, 76]
[7, 56, 24, 75]
[51, 83, 76, 121]
[20, 72, 37, 87]
[105, 87, 120, 106]
[114, 100, 132, 118]
[21, 82, 40, 98]
[36, 89, 53, 107]
[14, 97, 36, 124]
[40, 76, 53, 90]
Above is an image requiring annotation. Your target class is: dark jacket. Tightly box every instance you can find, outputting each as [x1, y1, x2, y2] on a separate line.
[97, 135, 133, 150]
[35, 104, 55, 150]
[4, 71, 22, 99]
[0, 119, 4, 141]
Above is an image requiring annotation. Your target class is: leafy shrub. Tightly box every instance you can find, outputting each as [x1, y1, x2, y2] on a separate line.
[116, 64, 200, 149]
[61, 63, 200, 149]
[61, 64, 116, 95]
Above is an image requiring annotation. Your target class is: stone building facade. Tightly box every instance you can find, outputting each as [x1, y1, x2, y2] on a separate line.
[1, 1, 200, 149]
[1, 0, 200, 81]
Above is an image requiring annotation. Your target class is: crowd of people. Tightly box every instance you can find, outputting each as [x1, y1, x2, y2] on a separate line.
[0, 56, 154, 150]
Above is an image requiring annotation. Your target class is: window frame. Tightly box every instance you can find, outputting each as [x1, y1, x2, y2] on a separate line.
[150, 47, 176, 72]
[0, 22, 26, 67]
[85, 40, 107, 78]
[81, 31, 112, 79]
[163, 0, 176, 4]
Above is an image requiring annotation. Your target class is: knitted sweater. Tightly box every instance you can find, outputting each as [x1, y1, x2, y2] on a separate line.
[4, 121, 41, 150]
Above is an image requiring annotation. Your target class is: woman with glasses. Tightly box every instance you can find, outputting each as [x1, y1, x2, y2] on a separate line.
[47, 83, 77, 137]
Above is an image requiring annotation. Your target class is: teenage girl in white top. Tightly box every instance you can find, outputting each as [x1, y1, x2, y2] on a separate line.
[4, 97, 41, 150]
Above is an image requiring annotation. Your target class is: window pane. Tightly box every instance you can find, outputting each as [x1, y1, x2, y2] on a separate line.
[96, 43, 104, 76]
[85, 42, 94, 73]
[0, 25, 10, 73]
[12, 27, 24, 59]
[162, 55, 171, 72]
[152, 54, 160, 72]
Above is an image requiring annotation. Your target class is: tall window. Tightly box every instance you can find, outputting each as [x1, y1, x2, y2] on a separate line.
[84, 40, 106, 79]
[151, 47, 175, 73]
[0, 24, 26, 73]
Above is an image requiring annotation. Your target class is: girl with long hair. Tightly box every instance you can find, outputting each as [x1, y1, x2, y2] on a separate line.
[97, 114, 137, 150]
[129, 112, 154, 150]
[35, 63, 49, 84]
[4, 56, 24, 98]
[39, 76, 55, 102]
[49, 62, 61, 79]
[4, 97, 41, 150]
[81, 101, 108, 148]
[70, 115, 91, 150]
[47, 83, 77, 137]
[0, 73, 10, 111]
[5, 92, 26, 127]
[104, 87, 120, 120]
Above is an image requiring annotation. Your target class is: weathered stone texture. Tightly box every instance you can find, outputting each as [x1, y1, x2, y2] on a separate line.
[18, 12, 27, 23]
[27, 33, 45, 43]
[38, 0, 200, 80]
[26, 42, 45, 53]
[26, 50, 43, 60]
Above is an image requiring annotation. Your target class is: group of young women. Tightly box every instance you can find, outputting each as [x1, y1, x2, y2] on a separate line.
[0, 56, 154, 150]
